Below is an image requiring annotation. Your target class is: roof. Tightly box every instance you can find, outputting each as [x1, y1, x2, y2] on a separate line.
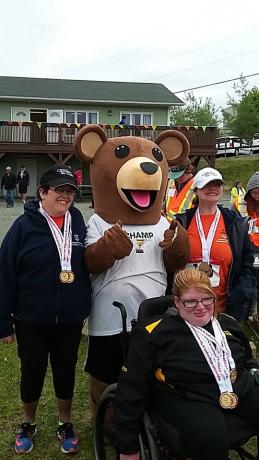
[0, 76, 184, 107]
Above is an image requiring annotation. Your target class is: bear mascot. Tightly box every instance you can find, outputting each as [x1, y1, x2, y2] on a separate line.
[74, 125, 190, 415]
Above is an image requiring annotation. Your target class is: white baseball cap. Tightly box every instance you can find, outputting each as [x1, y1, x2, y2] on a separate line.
[194, 167, 224, 189]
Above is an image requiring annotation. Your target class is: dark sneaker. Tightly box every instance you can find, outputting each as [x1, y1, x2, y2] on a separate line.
[57, 422, 79, 454]
[14, 422, 37, 454]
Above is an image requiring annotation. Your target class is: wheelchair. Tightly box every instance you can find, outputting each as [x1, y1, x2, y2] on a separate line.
[94, 296, 259, 460]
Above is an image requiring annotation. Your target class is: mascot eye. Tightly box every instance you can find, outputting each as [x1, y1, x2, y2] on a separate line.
[152, 147, 163, 162]
[115, 145, 130, 158]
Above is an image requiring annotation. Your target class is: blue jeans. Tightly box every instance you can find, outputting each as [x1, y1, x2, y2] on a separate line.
[4, 188, 14, 206]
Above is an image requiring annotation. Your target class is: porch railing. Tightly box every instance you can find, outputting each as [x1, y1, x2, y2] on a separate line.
[0, 121, 217, 151]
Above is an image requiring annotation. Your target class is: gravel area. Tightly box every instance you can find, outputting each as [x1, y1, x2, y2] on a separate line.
[0, 194, 230, 244]
[0, 198, 94, 244]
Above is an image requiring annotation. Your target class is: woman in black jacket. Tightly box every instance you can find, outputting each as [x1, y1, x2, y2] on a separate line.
[113, 268, 259, 460]
[0, 164, 91, 455]
[175, 167, 255, 321]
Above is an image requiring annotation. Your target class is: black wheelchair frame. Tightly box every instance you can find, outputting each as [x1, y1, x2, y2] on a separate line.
[93, 296, 259, 460]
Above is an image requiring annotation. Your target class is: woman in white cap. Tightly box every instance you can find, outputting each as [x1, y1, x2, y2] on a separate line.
[175, 167, 256, 321]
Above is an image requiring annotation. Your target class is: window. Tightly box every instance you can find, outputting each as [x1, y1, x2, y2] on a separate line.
[65, 111, 98, 124]
[120, 112, 152, 125]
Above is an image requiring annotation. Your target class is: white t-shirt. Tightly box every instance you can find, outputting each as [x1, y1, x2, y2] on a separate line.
[86, 214, 169, 335]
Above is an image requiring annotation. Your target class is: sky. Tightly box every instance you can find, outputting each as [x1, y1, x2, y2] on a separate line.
[1, 0, 259, 111]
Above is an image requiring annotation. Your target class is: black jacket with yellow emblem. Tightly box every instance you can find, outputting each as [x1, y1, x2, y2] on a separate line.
[113, 309, 258, 454]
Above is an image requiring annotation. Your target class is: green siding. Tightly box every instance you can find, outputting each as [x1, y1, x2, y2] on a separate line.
[0, 102, 168, 125]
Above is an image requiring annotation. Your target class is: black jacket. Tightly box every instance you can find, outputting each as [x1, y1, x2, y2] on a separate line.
[175, 206, 256, 320]
[113, 310, 258, 454]
[1, 172, 16, 190]
[0, 200, 91, 338]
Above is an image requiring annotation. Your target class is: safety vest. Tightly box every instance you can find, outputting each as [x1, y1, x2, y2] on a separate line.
[233, 195, 248, 217]
[166, 177, 195, 222]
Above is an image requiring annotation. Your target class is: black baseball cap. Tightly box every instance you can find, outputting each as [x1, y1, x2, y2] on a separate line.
[39, 164, 78, 190]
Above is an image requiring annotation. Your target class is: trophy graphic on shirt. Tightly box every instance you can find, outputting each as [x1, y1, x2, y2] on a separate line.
[136, 238, 145, 253]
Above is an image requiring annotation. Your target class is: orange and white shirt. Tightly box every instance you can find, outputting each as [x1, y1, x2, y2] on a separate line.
[187, 212, 233, 312]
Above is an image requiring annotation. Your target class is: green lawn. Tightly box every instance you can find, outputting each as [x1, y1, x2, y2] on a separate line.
[215, 154, 259, 190]
[0, 335, 95, 459]
[1, 332, 257, 460]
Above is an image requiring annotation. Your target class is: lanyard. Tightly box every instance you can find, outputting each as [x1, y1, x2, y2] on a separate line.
[39, 202, 72, 272]
[186, 318, 235, 395]
[195, 207, 220, 263]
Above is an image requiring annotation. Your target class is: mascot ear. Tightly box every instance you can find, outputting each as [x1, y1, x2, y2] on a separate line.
[74, 124, 107, 163]
[154, 130, 190, 166]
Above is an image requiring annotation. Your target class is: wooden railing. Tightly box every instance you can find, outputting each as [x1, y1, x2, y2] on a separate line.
[0, 121, 216, 145]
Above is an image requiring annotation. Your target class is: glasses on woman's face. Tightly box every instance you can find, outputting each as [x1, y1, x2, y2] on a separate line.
[180, 297, 215, 310]
[50, 186, 76, 195]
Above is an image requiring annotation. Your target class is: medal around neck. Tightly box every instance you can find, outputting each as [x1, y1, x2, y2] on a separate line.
[230, 368, 237, 383]
[219, 392, 238, 409]
[59, 270, 75, 283]
[198, 261, 213, 277]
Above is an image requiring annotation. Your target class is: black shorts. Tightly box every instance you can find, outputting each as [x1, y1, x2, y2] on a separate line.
[84, 334, 124, 384]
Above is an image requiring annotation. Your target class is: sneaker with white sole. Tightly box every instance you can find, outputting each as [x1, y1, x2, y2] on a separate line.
[14, 422, 37, 454]
[57, 422, 79, 454]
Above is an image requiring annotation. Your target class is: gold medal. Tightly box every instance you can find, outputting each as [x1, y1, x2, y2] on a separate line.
[67, 271, 75, 283]
[230, 368, 237, 383]
[219, 392, 233, 409]
[198, 262, 213, 277]
[219, 392, 238, 409]
[59, 271, 70, 283]
[229, 392, 238, 409]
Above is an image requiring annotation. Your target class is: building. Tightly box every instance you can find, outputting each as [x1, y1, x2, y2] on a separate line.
[0, 76, 216, 197]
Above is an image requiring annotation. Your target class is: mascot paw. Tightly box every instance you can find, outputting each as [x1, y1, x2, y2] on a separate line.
[159, 221, 178, 249]
[104, 221, 133, 259]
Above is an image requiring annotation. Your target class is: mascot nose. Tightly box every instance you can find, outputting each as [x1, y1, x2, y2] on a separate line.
[140, 162, 158, 175]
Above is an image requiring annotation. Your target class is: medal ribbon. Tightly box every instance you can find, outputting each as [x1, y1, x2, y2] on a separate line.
[39, 202, 72, 272]
[185, 318, 235, 395]
[196, 207, 221, 263]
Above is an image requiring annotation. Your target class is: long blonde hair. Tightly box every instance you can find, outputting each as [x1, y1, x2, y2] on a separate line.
[173, 268, 218, 317]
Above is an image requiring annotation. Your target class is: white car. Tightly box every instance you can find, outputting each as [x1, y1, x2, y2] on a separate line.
[216, 137, 249, 157]
[247, 133, 259, 154]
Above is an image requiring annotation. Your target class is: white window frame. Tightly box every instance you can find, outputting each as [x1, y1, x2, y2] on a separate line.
[120, 112, 153, 125]
[64, 110, 99, 124]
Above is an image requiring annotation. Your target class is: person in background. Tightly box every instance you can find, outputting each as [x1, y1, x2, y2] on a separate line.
[175, 167, 255, 321]
[0, 164, 91, 455]
[165, 159, 195, 222]
[17, 165, 30, 204]
[244, 172, 259, 248]
[230, 181, 246, 216]
[119, 115, 127, 125]
[1, 166, 17, 207]
[113, 268, 259, 460]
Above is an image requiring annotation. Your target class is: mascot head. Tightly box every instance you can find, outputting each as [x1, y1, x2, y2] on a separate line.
[74, 125, 190, 225]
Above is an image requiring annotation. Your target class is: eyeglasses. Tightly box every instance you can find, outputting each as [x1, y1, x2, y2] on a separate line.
[180, 297, 215, 310]
[50, 186, 76, 195]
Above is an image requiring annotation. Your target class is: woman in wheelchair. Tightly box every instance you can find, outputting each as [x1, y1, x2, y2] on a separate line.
[113, 268, 259, 460]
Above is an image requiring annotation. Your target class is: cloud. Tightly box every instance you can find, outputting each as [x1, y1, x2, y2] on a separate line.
[1, 0, 259, 107]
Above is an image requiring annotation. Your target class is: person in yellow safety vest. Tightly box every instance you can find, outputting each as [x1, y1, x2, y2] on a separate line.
[230, 181, 247, 216]
[165, 159, 195, 222]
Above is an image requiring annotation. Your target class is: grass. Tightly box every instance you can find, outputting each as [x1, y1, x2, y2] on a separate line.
[1, 332, 258, 460]
[0, 335, 95, 459]
[215, 154, 259, 190]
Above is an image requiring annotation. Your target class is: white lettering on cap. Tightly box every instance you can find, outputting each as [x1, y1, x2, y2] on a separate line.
[203, 171, 218, 178]
[57, 168, 74, 177]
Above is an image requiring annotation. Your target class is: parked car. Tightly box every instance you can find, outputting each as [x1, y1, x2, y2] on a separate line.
[216, 137, 249, 157]
[248, 133, 259, 154]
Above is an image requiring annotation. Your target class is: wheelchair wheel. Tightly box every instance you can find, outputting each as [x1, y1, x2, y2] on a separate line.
[93, 383, 162, 460]
[94, 383, 117, 460]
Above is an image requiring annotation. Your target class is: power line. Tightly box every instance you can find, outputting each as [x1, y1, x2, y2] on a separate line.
[174, 72, 259, 93]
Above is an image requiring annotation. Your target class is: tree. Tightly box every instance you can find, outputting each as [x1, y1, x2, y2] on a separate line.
[170, 91, 219, 126]
[223, 76, 259, 139]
